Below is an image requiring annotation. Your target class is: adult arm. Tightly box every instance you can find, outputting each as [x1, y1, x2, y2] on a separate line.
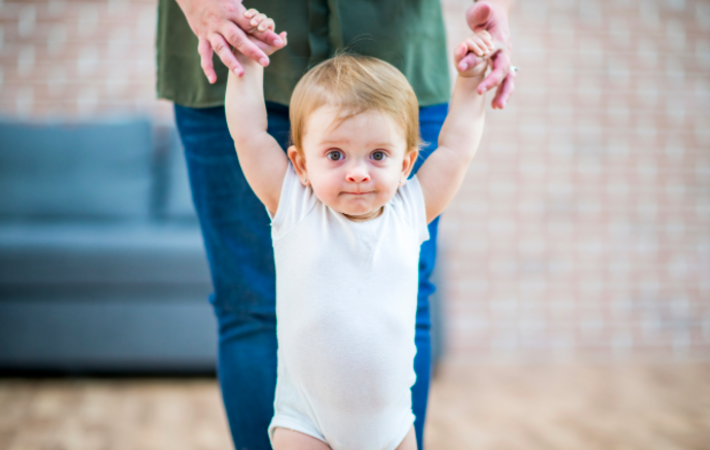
[461, 0, 515, 109]
[175, 0, 286, 82]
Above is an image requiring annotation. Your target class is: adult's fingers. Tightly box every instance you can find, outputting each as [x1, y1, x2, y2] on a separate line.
[491, 70, 515, 109]
[466, 1, 492, 30]
[209, 32, 245, 76]
[219, 21, 270, 67]
[198, 38, 217, 83]
[476, 50, 510, 95]
[457, 52, 485, 72]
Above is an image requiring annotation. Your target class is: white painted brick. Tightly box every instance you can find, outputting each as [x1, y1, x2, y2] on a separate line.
[697, 2, 710, 30]
[666, 19, 685, 49]
[548, 258, 575, 275]
[612, 333, 634, 354]
[49, 0, 66, 16]
[580, 315, 604, 334]
[15, 87, 33, 117]
[17, 45, 35, 76]
[608, 258, 631, 273]
[639, 3, 660, 28]
[637, 279, 660, 296]
[518, 278, 547, 293]
[641, 314, 662, 336]
[664, 136, 685, 159]
[77, 87, 99, 116]
[48, 25, 67, 54]
[608, 17, 631, 47]
[607, 99, 629, 122]
[577, 200, 601, 215]
[78, 4, 99, 36]
[668, 258, 688, 279]
[607, 137, 629, 158]
[77, 45, 99, 76]
[489, 259, 518, 275]
[666, 0, 685, 11]
[18, 5, 36, 37]
[637, 38, 658, 66]
[672, 331, 690, 355]
[665, 220, 685, 239]
[579, 279, 604, 294]
[490, 334, 519, 353]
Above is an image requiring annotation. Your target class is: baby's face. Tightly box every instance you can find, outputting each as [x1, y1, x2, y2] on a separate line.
[290, 106, 416, 220]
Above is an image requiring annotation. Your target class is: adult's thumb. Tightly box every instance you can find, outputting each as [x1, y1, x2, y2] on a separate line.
[466, 2, 492, 31]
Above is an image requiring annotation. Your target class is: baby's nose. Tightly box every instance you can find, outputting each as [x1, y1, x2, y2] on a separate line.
[346, 166, 370, 183]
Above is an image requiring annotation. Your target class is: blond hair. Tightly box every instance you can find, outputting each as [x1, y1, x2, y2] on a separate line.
[289, 53, 423, 154]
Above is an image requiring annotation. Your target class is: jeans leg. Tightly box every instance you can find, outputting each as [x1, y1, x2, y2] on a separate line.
[410, 103, 448, 449]
[174, 103, 291, 450]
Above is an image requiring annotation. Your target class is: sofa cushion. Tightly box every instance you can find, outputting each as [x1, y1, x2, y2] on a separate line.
[163, 127, 198, 220]
[0, 223, 210, 285]
[0, 118, 153, 220]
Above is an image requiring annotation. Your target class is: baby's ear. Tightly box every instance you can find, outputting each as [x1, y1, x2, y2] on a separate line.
[288, 145, 308, 182]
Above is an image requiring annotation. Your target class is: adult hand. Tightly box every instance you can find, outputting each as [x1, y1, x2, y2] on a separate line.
[461, 1, 515, 109]
[175, 0, 286, 82]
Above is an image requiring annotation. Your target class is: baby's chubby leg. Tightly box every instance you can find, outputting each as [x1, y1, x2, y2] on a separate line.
[272, 428, 332, 450]
[394, 426, 417, 450]
[272, 426, 417, 450]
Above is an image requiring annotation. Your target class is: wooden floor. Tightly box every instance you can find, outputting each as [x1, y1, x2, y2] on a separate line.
[1, 363, 708, 450]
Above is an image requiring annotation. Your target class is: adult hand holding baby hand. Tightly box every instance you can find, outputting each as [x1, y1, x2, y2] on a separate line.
[463, 0, 515, 108]
[455, 30, 494, 79]
[175, 0, 286, 82]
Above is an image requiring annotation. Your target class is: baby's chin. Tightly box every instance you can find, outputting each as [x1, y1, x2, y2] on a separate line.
[311, 185, 398, 219]
[317, 196, 386, 219]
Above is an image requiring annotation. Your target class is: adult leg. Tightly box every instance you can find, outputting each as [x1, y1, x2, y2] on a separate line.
[174, 103, 291, 450]
[409, 103, 448, 449]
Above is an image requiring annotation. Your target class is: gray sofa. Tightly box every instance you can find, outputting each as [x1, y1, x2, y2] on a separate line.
[0, 118, 216, 373]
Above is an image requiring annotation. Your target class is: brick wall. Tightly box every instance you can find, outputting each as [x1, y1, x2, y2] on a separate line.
[1, 0, 708, 361]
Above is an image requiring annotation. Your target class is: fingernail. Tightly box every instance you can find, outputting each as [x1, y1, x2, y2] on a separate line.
[251, 19, 258, 26]
[274, 37, 283, 46]
[260, 57, 269, 66]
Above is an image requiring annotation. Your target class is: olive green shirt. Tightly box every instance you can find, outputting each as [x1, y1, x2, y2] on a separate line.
[156, 0, 451, 108]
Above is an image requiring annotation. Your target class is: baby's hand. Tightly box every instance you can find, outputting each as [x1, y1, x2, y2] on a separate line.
[240, 9, 287, 57]
[454, 30, 494, 78]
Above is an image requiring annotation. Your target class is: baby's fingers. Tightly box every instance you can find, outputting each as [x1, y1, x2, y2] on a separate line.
[242, 8, 283, 49]
[258, 18, 275, 32]
[477, 30, 493, 49]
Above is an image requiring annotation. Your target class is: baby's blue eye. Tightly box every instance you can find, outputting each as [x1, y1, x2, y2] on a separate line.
[372, 151, 385, 161]
[328, 151, 342, 161]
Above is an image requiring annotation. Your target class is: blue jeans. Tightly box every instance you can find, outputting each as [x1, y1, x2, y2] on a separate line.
[174, 102, 447, 450]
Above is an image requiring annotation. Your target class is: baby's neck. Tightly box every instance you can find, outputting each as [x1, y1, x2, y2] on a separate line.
[343, 206, 384, 222]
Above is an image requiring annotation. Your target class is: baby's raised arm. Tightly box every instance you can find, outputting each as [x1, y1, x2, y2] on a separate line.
[416, 31, 493, 223]
[225, 9, 288, 215]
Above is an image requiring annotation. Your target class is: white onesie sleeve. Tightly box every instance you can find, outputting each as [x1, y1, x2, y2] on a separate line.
[392, 175, 430, 245]
[270, 163, 318, 241]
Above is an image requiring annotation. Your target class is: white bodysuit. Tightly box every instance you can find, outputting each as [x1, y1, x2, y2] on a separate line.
[267, 164, 429, 450]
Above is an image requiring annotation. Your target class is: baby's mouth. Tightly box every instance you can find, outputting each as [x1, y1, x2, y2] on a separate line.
[342, 191, 373, 196]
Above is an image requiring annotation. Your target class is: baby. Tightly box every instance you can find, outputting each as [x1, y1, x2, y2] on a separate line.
[225, 9, 494, 450]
